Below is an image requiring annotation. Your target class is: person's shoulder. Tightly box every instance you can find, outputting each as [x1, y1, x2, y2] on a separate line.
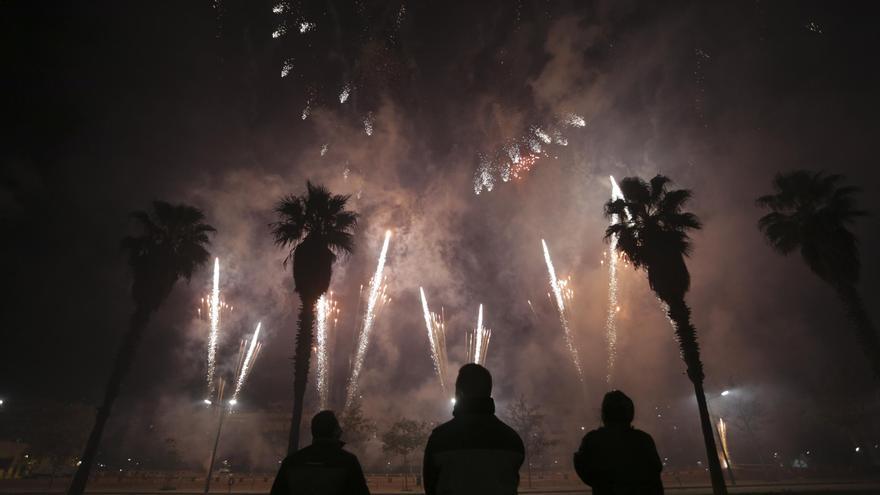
[631, 428, 657, 444]
[429, 417, 456, 436]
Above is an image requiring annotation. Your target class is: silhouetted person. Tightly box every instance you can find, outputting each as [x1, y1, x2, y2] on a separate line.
[574, 391, 664, 495]
[271, 410, 370, 495]
[423, 364, 525, 495]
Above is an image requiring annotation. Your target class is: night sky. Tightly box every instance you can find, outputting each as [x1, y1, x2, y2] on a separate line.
[2, 0, 879, 469]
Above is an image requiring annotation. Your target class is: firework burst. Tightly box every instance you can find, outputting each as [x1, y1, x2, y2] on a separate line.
[474, 113, 587, 194]
[345, 231, 392, 411]
[419, 288, 449, 395]
[541, 240, 584, 384]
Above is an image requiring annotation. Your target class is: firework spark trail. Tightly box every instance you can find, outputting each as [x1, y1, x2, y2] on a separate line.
[419, 288, 448, 395]
[604, 176, 628, 384]
[232, 322, 262, 402]
[717, 417, 732, 468]
[466, 304, 491, 365]
[345, 231, 392, 410]
[474, 113, 587, 194]
[541, 240, 584, 383]
[315, 295, 331, 410]
[206, 258, 221, 400]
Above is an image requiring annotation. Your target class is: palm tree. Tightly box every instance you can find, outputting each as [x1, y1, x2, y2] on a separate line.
[757, 170, 878, 378]
[68, 202, 215, 495]
[605, 175, 727, 495]
[271, 181, 358, 453]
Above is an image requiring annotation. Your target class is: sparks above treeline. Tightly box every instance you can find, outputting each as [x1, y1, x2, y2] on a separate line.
[420, 288, 450, 396]
[541, 239, 585, 384]
[473, 113, 587, 195]
[345, 230, 393, 411]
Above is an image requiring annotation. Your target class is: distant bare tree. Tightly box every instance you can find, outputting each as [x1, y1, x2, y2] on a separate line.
[381, 418, 430, 490]
[339, 399, 377, 449]
[505, 395, 556, 488]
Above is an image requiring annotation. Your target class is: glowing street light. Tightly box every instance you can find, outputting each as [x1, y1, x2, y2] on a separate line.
[721, 390, 731, 397]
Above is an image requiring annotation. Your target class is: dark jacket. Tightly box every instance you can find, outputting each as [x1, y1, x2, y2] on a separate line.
[573, 425, 663, 495]
[270, 439, 369, 495]
[423, 397, 524, 495]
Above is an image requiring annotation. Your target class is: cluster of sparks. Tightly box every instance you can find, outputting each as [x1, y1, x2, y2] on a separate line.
[474, 114, 587, 195]
[345, 231, 393, 411]
[315, 293, 340, 410]
[231, 322, 263, 404]
[466, 304, 492, 365]
[419, 288, 449, 395]
[541, 240, 584, 384]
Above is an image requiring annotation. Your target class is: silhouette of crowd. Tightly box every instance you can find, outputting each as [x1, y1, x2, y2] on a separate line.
[271, 363, 664, 495]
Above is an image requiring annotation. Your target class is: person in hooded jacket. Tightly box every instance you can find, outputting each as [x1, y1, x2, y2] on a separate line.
[573, 390, 664, 495]
[270, 410, 370, 495]
[423, 364, 525, 495]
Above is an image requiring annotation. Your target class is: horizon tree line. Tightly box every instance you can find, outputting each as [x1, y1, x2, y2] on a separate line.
[65, 170, 877, 495]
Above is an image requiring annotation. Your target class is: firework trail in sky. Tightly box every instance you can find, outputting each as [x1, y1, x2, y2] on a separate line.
[206, 258, 221, 400]
[541, 240, 584, 383]
[605, 176, 627, 383]
[315, 293, 339, 410]
[466, 304, 491, 365]
[717, 417, 732, 468]
[420, 288, 449, 395]
[474, 113, 587, 194]
[346, 230, 392, 410]
[231, 322, 262, 403]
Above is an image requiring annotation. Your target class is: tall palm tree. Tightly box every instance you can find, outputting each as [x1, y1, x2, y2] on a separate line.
[68, 202, 215, 495]
[757, 170, 878, 378]
[271, 181, 358, 453]
[605, 175, 728, 495]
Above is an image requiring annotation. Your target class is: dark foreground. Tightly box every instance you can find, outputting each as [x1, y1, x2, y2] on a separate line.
[2, 478, 880, 495]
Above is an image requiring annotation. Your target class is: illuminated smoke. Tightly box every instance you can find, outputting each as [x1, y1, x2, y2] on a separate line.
[345, 231, 392, 411]
[320, 144, 328, 156]
[541, 240, 584, 383]
[315, 293, 339, 410]
[231, 322, 262, 402]
[419, 288, 449, 395]
[206, 258, 221, 400]
[466, 304, 491, 365]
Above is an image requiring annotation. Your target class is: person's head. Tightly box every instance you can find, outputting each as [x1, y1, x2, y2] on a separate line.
[601, 390, 635, 426]
[455, 364, 492, 400]
[311, 410, 342, 441]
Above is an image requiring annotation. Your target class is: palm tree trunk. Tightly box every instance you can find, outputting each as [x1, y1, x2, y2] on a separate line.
[288, 297, 317, 454]
[68, 308, 151, 495]
[666, 299, 728, 495]
[835, 284, 880, 379]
